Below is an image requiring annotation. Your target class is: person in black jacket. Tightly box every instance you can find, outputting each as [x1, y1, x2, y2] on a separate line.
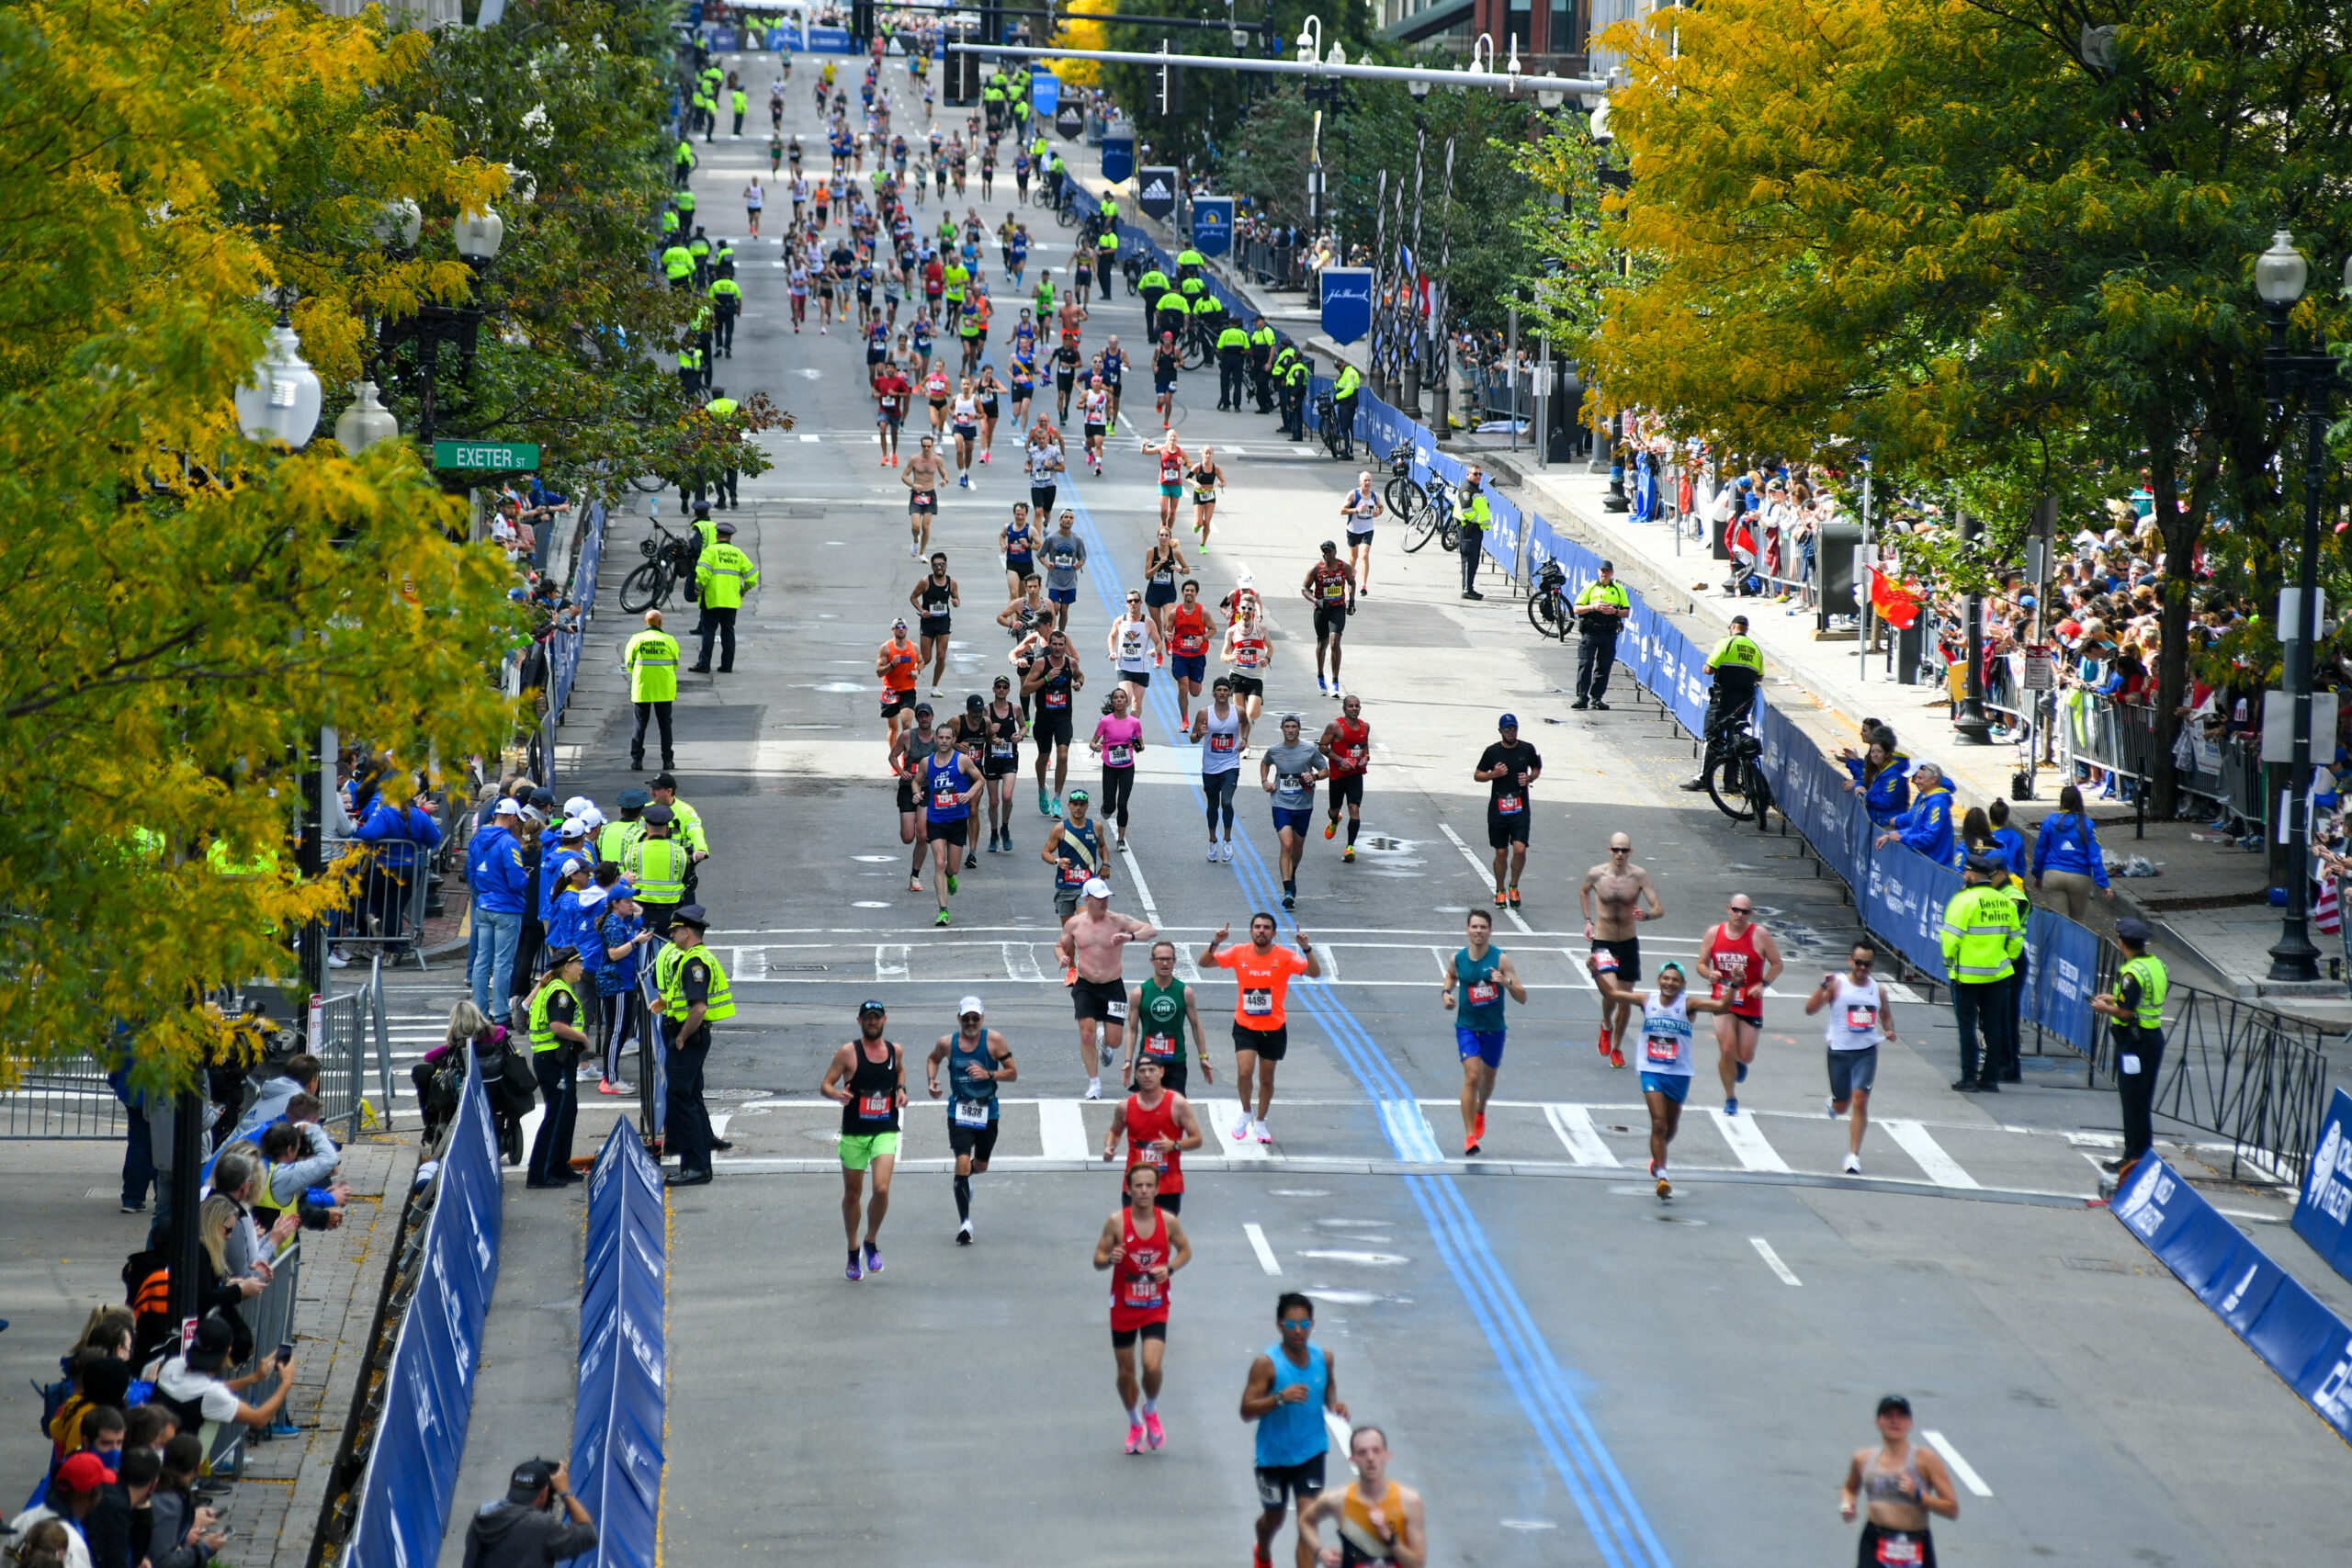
[462, 1459, 598, 1568]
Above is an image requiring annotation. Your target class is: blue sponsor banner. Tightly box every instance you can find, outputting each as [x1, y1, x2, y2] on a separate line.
[345, 1059, 504, 1568]
[1319, 267, 1373, 344]
[2028, 908, 2101, 1050]
[702, 24, 739, 51]
[2117, 1156, 2352, 1441]
[561, 1121, 667, 1568]
[2293, 1089, 2352, 1289]
[1101, 133, 1136, 185]
[1191, 196, 1234, 256]
[1031, 69, 1059, 118]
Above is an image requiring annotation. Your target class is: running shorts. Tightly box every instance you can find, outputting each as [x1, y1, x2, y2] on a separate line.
[909, 490, 938, 514]
[883, 690, 916, 720]
[895, 773, 920, 814]
[1827, 1045, 1878, 1101]
[1170, 654, 1206, 683]
[1487, 805, 1531, 848]
[1637, 1071, 1691, 1104]
[1154, 374, 1177, 394]
[919, 615, 952, 639]
[1347, 526, 1374, 547]
[1253, 1455, 1326, 1507]
[1229, 674, 1263, 700]
[1152, 1191, 1183, 1214]
[1084, 422, 1106, 439]
[1118, 667, 1151, 689]
[1047, 584, 1078, 605]
[1272, 805, 1313, 837]
[1591, 936, 1640, 980]
[1159, 480, 1182, 498]
[1456, 1027, 1507, 1069]
[1110, 1320, 1168, 1348]
[838, 1131, 900, 1169]
[1312, 604, 1349, 641]
[1856, 1525, 1935, 1568]
[946, 1118, 1001, 1160]
[1072, 975, 1129, 1024]
[1034, 707, 1074, 747]
[1327, 773, 1364, 809]
[1144, 581, 1177, 607]
[924, 817, 969, 846]
[1232, 1021, 1286, 1061]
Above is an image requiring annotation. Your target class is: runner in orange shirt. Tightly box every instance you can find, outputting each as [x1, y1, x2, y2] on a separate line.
[1199, 913, 1320, 1146]
[876, 616, 922, 748]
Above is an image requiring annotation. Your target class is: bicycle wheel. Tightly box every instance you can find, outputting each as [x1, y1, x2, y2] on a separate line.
[1402, 510, 1441, 553]
[1703, 750, 1760, 822]
[1524, 590, 1570, 641]
[1747, 766, 1775, 831]
[628, 473, 670, 493]
[1182, 333, 1209, 371]
[1439, 518, 1463, 553]
[1056, 198, 1077, 229]
[618, 560, 668, 615]
[1385, 476, 1424, 524]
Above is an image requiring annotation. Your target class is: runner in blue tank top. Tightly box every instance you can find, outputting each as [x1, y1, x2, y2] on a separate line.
[1442, 908, 1527, 1157]
[922, 728, 979, 926]
[1241, 1292, 1349, 1568]
[925, 995, 1017, 1245]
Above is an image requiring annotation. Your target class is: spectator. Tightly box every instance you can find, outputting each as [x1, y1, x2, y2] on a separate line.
[1838, 734, 1911, 827]
[47, 1341, 131, 1473]
[348, 782, 444, 962]
[216, 1052, 322, 1156]
[258, 1112, 349, 1229]
[74, 1407, 126, 1476]
[145, 1435, 226, 1568]
[80, 1446, 139, 1568]
[6, 1453, 109, 1568]
[1874, 761, 1954, 863]
[460, 1458, 598, 1568]
[2, 1518, 74, 1568]
[106, 1448, 161, 1568]
[2031, 782, 2113, 919]
[153, 1314, 296, 1437]
[1985, 797, 2030, 879]
[469, 796, 531, 1019]
[123, 1406, 175, 1461]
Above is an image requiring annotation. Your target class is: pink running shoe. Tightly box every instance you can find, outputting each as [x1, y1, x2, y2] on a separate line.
[1125, 1422, 1146, 1455]
[1143, 1411, 1165, 1450]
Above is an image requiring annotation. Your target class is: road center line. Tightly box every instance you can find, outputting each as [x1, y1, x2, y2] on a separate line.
[1433, 823, 1534, 934]
[1748, 1236, 1803, 1287]
[1921, 1430, 1993, 1496]
[1243, 1222, 1283, 1275]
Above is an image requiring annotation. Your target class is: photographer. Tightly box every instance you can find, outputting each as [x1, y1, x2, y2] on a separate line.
[460, 1459, 596, 1568]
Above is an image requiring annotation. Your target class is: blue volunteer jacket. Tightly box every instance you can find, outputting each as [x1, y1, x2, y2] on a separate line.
[469, 825, 529, 915]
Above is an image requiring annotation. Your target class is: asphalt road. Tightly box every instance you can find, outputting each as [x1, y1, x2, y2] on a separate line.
[435, 51, 2352, 1567]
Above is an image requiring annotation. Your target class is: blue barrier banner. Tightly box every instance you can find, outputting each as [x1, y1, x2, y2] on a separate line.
[2029, 909, 2100, 1049]
[1319, 268, 1372, 344]
[2293, 1089, 2352, 1290]
[345, 1059, 504, 1568]
[1102, 134, 1136, 186]
[1031, 69, 1059, 118]
[701, 25, 739, 51]
[1191, 197, 1234, 256]
[563, 1121, 667, 1568]
[2117, 1156, 2352, 1441]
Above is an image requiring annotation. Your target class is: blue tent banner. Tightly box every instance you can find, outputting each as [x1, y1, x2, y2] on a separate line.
[2294, 1089, 2352, 1290]
[1191, 196, 1234, 256]
[562, 1121, 668, 1568]
[2117, 1156, 2352, 1441]
[344, 1059, 505, 1568]
[1319, 267, 1373, 344]
[1031, 69, 1059, 118]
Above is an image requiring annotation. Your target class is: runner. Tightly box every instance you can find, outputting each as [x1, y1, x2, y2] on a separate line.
[872, 355, 910, 463]
[922, 363, 953, 438]
[1023, 626, 1085, 813]
[1241, 1294, 1350, 1568]
[976, 362, 1004, 463]
[1108, 589, 1162, 714]
[1577, 831, 1664, 1066]
[925, 996, 1017, 1243]
[1053, 334, 1083, 423]
[1121, 940, 1211, 1095]
[1168, 579, 1216, 727]
[901, 434, 946, 558]
[1202, 915, 1320, 1144]
[1838, 1394, 1960, 1565]
[1804, 941, 1893, 1175]
[1697, 894, 1783, 1115]
[1441, 909, 1528, 1155]
[1102, 1055, 1203, 1212]
[1139, 522, 1185, 649]
[1141, 431, 1186, 530]
[1026, 418, 1065, 525]
[1101, 334, 1127, 424]
[1001, 501, 1040, 601]
[1261, 715, 1328, 911]
[1043, 788, 1106, 923]
[949, 377, 981, 485]
[820, 1001, 907, 1280]
[918, 727, 981, 924]
[1312, 695, 1373, 863]
[1080, 373, 1113, 471]
[1297, 1427, 1427, 1568]
[787, 253, 811, 332]
[908, 552, 960, 696]
[1222, 592, 1272, 746]
[1057, 878, 1157, 1099]
[1192, 676, 1245, 862]
[1473, 715, 1542, 910]
[1190, 446, 1225, 551]
[1089, 686, 1146, 848]
[950, 694, 991, 873]
[1341, 470, 1381, 594]
[1301, 540, 1355, 697]
[1092, 1162, 1191, 1453]
[979, 675, 1023, 853]
[876, 618, 922, 748]
[1039, 508, 1087, 634]
[1592, 958, 1740, 1199]
[1152, 329, 1182, 427]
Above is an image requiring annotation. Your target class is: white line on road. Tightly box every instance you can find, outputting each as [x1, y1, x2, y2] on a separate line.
[1243, 1223, 1283, 1275]
[1884, 1119, 1980, 1189]
[1001, 942, 1046, 983]
[1709, 1109, 1792, 1172]
[1749, 1236, 1803, 1286]
[1544, 1104, 1619, 1167]
[1434, 823, 1532, 934]
[1201, 1099, 1272, 1159]
[1118, 839, 1160, 923]
[1921, 1431, 1993, 1496]
[876, 943, 910, 980]
[1037, 1099, 1090, 1160]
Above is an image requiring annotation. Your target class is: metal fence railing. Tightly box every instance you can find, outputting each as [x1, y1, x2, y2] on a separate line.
[322, 839, 432, 970]
[2085, 985, 2336, 1187]
[1234, 235, 1305, 291]
[206, 1237, 305, 1478]
[0, 1051, 125, 1139]
[311, 963, 396, 1138]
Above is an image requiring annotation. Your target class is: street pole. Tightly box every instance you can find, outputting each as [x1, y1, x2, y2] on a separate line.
[2268, 396, 2329, 979]
[300, 728, 331, 1010]
[1369, 169, 1389, 401]
[1402, 127, 1425, 419]
[166, 1089, 204, 1330]
[1429, 137, 1455, 436]
[1952, 509, 1994, 744]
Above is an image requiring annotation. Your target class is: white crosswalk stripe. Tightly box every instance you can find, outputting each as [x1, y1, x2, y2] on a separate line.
[1883, 1119, 1980, 1188]
[1543, 1103, 1619, 1167]
[1199, 1098, 1271, 1159]
[1036, 1099, 1090, 1160]
[1708, 1108, 1792, 1172]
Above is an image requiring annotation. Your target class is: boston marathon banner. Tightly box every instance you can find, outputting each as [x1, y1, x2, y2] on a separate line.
[2293, 1089, 2352, 1290]
[561, 1122, 668, 1568]
[1319, 268, 1372, 344]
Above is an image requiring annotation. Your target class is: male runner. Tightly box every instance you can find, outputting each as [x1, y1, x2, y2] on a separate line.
[1301, 541, 1355, 697]
[820, 1000, 907, 1279]
[1055, 877, 1157, 1100]
[1080, 373, 1113, 471]
[1261, 715, 1328, 911]
[1240, 1293, 1349, 1568]
[918, 726, 982, 925]
[925, 995, 1017, 1242]
[876, 617, 922, 748]
[873, 357, 910, 464]
[1108, 590, 1162, 714]
[1203, 915, 1319, 1145]
[909, 552, 960, 695]
[1577, 831, 1664, 1066]
[1022, 626, 1084, 813]
[1591, 958, 1739, 1200]
[1122, 939, 1211, 1095]
[1441, 908, 1528, 1156]
[1697, 894, 1782, 1115]
[1042, 788, 1106, 919]
[1169, 579, 1216, 727]
[1223, 592, 1272, 745]
[1473, 715, 1542, 910]
[1053, 335, 1083, 423]
[1193, 676, 1246, 863]
[1102, 1055, 1204, 1213]
[1039, 510, 1088, 633]
[1318, 695, 1370, 862]
[1297, 1427, 1428, 1568]
[902, 434, 947, 558]
[1804, 941, 1893, 1175]
[1093, 1163, 1190, 1453]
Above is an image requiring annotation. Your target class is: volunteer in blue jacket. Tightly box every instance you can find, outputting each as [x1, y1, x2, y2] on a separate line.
[1873, 761, 1953, 864]
[1986, 797, 2030, 879]
[1838, 733, 1911, 828]
[2030, 783, 2112, 919]
[468, 797, 531, 1017]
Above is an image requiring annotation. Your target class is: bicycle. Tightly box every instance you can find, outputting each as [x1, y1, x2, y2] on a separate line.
[618, 517, 697, 614]
[1401, 471, 1462, 554]
[1702, 717, 1774, 828]
[1524, 559, 1574, 641]
[1382, 443, 1426, 527]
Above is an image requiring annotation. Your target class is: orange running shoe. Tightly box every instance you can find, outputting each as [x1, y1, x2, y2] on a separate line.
[1609, 1046, 1625, 1069]
[1598, 1027, 1613, 1059]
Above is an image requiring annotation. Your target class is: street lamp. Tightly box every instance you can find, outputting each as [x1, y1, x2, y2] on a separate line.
[455, 205, 506, 263]
[374, 197, 422, 250]
[234, 311, 323, 448]
[334, 379, 401, 453]
[2255, 229, 2350, 981]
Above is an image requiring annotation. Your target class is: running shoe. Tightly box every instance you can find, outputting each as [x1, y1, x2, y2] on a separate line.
[1254, 1546, 1274, 1568]
[1493, 890, 1507, 908]
[1323, 819, 1336, 840]
[1282, 893, 1295, 910]
[1598, 1027, 1613, 1059]
[1317, 676, 1328, 695]
[947, 874, 959, 895]
[1232, 1112, 1252, 1142]
[959, 474, 970, 488]
[1473, 1111, 1487, 1146]
[863, 1240, 884, 1275]
[1039, 787, 1052, 815]
[846, 1251, 864, 1281]
[1207, 842, 1219, 862]
[1220, 841, 1234, 862]
[1841, 1153, 1862, 1176]
[1464, 1133, 1481, 1156]
[935, 908, 951, 926]
[1724, 1097, 1739, 1116]
[1825, 1096, 1838, 1119]
[1650, 1161, 1671, 1201]
[1507, 888, 1521, 909]
[1736, 1062, 1748, 1084]
[909, 877, 923, 893]
[1085, 1079, 1102, 1101]
[957, 1219, 974, 1245]
[1608, 1046, 1625, 1069]
[1342, 845, 1355, 863]
[1254, 1119, 1273, 1145]
[1143, 1410, 1166, 1450]
[1125, 1421, 1146, 1455]
[598, 1079, 635, 1096]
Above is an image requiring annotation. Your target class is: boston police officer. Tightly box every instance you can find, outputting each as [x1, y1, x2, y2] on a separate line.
[654, 904, 732, 1186]
[2090, 918, 2168, 1179]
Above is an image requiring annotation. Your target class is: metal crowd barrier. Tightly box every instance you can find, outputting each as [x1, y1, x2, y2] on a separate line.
[2085, 985, 2335, 1187]
[0, 1051, 124, 1138]
[311, 958, 395, 1138]
[322, 839, 431, 970]
[1234, 235, 1303, 290]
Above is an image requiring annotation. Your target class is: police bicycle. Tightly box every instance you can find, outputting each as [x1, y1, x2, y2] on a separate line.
[1702, 712, 1774, 829]
[618, 516, 699, 615]
[1400, 469, 1462, 555]
[1524, 558, 1576, 641]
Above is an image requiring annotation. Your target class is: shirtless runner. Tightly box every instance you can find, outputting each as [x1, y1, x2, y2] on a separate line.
[902, 435, 948, 558]
[1578, 831, 1664, 1067]
[1054, 876, 1158, 1100]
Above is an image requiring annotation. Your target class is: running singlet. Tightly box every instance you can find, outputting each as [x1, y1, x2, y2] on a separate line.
[842, 1041, 902, 1132]
[1123, 1090, 1185, 1193]
[1825, 975, 1883, 1049]
[947, 1030, 998, 1126]
[1198, 707, 1243, 773]
[1110, 1204, 1172, 1325]
[1327, 716, 1369, 776]
[918, 577, 954, 619]
[1170, 604, 1210, 658]
[1229, 629, 1269, 671]
[1338, 1483, 1407, 1568]
[1703, 922, 1766, 1018]
[1114, 619, 1151, 671]
[1640, 992, 1695, 1075]
[924, 752, 968, 821]
[1036, 660, 1072, 713]
[1216, 942, 1309, 1031]
[1254, 1342, 1329, 1466]
[1159, 450, 1185, 486]
[1454, 946, 1507, 1032]
[1054, 817, 1101, 890]
[1191, 463, 1219, 502]
[1136, 976, 1187, 1064]
[882, 639, 918, 692]
[925, 371, 950, 400]
[1312, 560, 1351, 604]
[1004, 522, 1035, 568]
[986, 705, 1021, 768]
[1095, 714, 1142, 767]
[952, 395, 979, 429]
[1148, 548, 1178, 590]
[1082, 389, 1109, 425]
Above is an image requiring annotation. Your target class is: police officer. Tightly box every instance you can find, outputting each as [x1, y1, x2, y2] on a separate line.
[1136, 257, 1170, 332]
[1216, 318, 1250, 411]
[524, 947, 591, 1188]
[1279, 349, 1311, 440]
[1329, 357, 1363, 460]
[686, 227, 712, 288]
[2091, 919, 2168, 1175]
[1095, 225, 1119, 297]
[676, 342, 705, 399]
[702, 388, 741, 511]
[708, 273, 742, 357]
[1175, 244, 1205, 281]
[1571, 559, 1631, 709]
[689, 519, 759, 674]
[673, 136, 695, 186]
[655, 905, 732, 1186]
[662, 237, 695, 292]
[1938, 856, 2024, 1094]
[623, 610, 681, 772]
[673, 186, 697, 231]
[623, 805, 690, 938]
[596, 790, 649, 865]
[1454, 463, 1492, 601]
[1679, 615, 1764, 788]
[647, 773, 710, 865]
[1247, 316, 1278, 412]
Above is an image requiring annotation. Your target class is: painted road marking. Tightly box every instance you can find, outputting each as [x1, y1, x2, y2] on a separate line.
[1544, 1104, 1619, 1167]
[1749, 1236, 1802, 1287]
[876, 943, 910, 980]
[1201, 1099, 1272, 1160]
[1037, 1099, 1090, 1160]
[1921, 1430, 1993, 1495]
[1434, 822, 1533, 934]
[1000, 942, 1046, 983]
[1709, 1108, 1792, 1172]
[1884, 1119, 1980, 1189]
[1380, 1099, 1445, 1163]
[1244, 1222, 1283, 1275]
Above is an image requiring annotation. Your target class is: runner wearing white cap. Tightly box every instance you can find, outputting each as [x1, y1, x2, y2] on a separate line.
[1054, 876, 1158, 1100]
[926, 996, 1017, 1244]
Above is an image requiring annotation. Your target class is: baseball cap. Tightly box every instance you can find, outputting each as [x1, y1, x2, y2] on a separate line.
[1876, 1393, 1913, 1418]
[53, 1451, 111, 1495]
[914, 701, 934, 716]
[1082, 876, 1113, 899]
[610, 885, 639, 902]
[559, 818, 589, 839]
[1600, 559, 1615, 571]
[858, 998, 888, 1016]
[958, 995, 986, 1018]
[670, 904, 710, 931]
[649, 772, 680, 791]
[530, 787, 556, 808]
[642, 802, 675, 826]
[1498, 713, 1520, 729]
[1320, 539, 1338, 553]
[186, 1314, 237, 1371]
[507, 1459, 559, 1504]
[562, 795, 594, 818]
[617, 788, 651, 810]
[492, 797, 521, 817]
[2116, 918, 2154, 944]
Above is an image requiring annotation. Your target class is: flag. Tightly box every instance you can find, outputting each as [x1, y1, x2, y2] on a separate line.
[1871, 570, 1923, 629]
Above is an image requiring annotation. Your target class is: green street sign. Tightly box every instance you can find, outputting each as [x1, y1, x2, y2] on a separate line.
[433, 440, 541, 471]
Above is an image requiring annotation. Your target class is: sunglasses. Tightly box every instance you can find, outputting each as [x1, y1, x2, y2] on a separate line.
[1728, 905, 1752, 914]
[1852, 959, 1874, 969]
[1610, 846, 1631, 854]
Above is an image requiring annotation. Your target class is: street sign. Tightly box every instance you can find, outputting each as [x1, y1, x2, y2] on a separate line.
[1101, 132, 1135, 184]
[1320, 267, 1373, 344]
[1136, 164, 1177, 220]
[1032, 68, 1059, 118]
[2021, 646, 2057, 691]
[1055, 102, 1085, 141]
[433, 440, 542, 472]
[1191, 196, 1233, 257]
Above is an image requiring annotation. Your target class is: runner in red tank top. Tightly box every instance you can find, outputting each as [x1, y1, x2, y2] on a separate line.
[1092, 1164, 1193, 1453]
[1102, 1057, 1204, 1211]
[1697, 895, 1784, 1116]
[1167, 581, 1216, 725]
[1318, 696, 1373, 862]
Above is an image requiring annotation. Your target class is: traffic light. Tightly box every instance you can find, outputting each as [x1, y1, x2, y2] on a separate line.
[946, 34, 980, 105]
[1150, 41, 1182, 119]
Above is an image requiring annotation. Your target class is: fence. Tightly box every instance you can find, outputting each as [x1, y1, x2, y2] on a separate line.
[322, 839, 432, 969]
[567, 1120, 668, 1568]
[547, 499, 610, 734]
[2086, 987, 2335, 1187]
[1234, 234, 1305, 291]
[207, 1238, 304, 1479]
[311, 968, 397, 1138]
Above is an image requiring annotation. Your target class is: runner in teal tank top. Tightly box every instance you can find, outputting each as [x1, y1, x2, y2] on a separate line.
[1441, 909, 1527, 1156]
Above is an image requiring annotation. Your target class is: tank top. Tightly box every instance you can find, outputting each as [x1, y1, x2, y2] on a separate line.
[1639, 992, 1695, 1076]
[1230, 628, 1269, 671]
[1096, 715, 1142, 768]
[1054, 818, 1101, 889]
[1861, 1445, 1927, 1505]
[883, 639, 918, 692]
[1327, 716, 1369, 776]
[1454, 946, 1507, 1032]
[1198, 706, 1243, 774]
[1004, 523, 1034, 565]
[1191, 461, 1219, 500]
[1704, 922, 1766, 1015]
[1170, 604, 1209, 656]
[946, 1029, 998, 1126]
[918, 575, 954, 616]
[986, 705, 1022, 765]
[1123, 1089, 1185, 1194]
[842, 1040, 901, 1132]
[1825, 974, 1884, 1050]
[1159, 449, 1185, 485]
[1114, 618, 1151, 671]
[953, 394, 978, 424]
[1110, 1203, 1172, 1321]
[924, 752, 968, 821]
[1148, 547, 1178, 586]
[1338, 1483, 1407, 1568]
[1037, 660, 1072, 711]
[1312, 559, 1351, 604]
[1254, 1342, 1329, 1466]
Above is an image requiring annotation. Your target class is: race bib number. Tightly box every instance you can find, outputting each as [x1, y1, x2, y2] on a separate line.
[1467, 980, 1499, 1008]
[1645, 1034, 1679, 1065]
[1122, 1276, 1163, 1309]
[952, 1099, 991, 1128]
[1494, 794, 1523, 816]
[1242, 987, 1273, 1018]
[1178, 636, 1206, 656]
[914, 491, 935, 504]
[1144, 1033, 1177, 1058]
[1106, 743, 1133, 766]
[857, 1092, 894, 1119]
[1872, 1535, 1922, 1567]
[1105, 998, 1128, 1021]
[1043, 691, 1069, 709]
[1846, 1005, 1877, 1032]
[990, 741, 1015, 761]
[1278, 774, 1305, 796]
[1138, 1144, 1165, 1166]
[1209, 733, 1237, 752]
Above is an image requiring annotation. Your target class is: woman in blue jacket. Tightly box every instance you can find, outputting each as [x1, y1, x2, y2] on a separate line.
[2031, 784, 2111, 919]
[1839, 734, 1910, 827]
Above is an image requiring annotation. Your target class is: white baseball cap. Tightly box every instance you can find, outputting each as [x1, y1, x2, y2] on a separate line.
[559, 818, 589, 839]
[562, 795, 594, 818]
[958, 995, 986, 1018]
[1082, 877, 1114, 899]
[492, 797, 521, 817]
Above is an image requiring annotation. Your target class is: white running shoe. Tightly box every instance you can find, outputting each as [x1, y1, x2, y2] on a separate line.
[1085, 1077, 1102, 1101]
[1841, 1152, 1862, 1175]
[1220, 840, 1234, 863]
[1253, 1119, 1272, 1145]
[1231, 1112, 1252, 1142]
[1207, 842, 1219, 862]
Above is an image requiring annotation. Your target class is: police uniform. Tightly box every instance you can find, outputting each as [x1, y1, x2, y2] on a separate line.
[1938, 859, 2024, 1091]
[624, 622, 681, 771]
[1216, 322, 1250, 410]
[658, 906, 733, 1184]
[2109, 927, 2168, 1168]
[625, 806, 691, 937]
[525, 954, 587, 1186]
[690, 524, 760, 673]
[1572, 575, 1631, 706]
[1247, 323, 1278, 412]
